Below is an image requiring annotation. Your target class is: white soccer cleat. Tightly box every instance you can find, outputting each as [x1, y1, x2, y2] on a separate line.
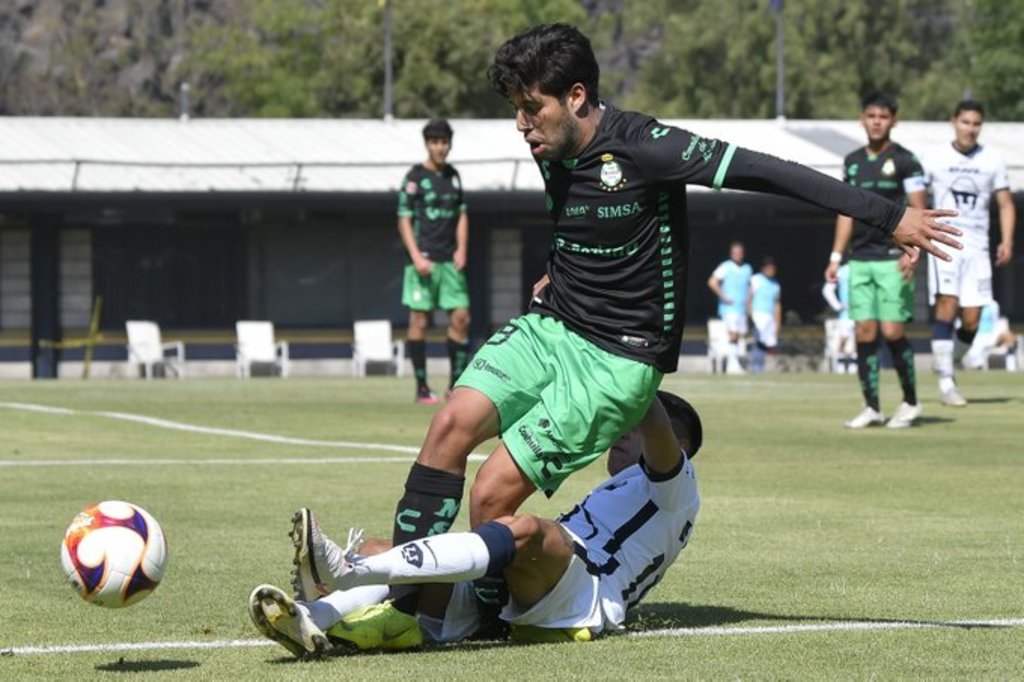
[940, 386, 968, 407]
[290, 508, 364, 600]
[844, 406, 885, 429]
[248, 584, 331, 659]
[886, 402, 923, 429]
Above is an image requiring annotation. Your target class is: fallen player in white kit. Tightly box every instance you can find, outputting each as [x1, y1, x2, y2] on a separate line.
[248, 391, 702, 657]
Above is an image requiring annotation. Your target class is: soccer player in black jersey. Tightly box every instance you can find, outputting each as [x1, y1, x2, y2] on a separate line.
[371, 23, 961, 629]
[397, 119, 471, 404]
[824, 92, 928, 429]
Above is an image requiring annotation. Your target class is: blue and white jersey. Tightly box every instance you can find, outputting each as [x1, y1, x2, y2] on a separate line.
[924, 144, 1010, 254]
[750, 273, 781, 314]
[558, 456, 699, 629]
[712, 260, 753, 318]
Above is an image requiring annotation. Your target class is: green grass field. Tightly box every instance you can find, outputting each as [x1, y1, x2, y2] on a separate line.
[1, 373, 1021, 679]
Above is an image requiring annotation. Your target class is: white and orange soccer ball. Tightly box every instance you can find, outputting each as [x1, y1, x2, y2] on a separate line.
[60, 500, 168, 608]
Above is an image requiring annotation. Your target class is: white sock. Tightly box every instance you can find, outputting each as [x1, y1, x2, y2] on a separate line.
[932, 339, 955, 381]
[302, 585, 390, 631]
[1006, 350, 1019, 372]
[338, 532, 491, 590]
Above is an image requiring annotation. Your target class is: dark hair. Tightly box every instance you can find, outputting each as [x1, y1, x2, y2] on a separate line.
[655, 391, 703, 458]
[953, 99, 985, 118]
[422, 119, 453, 140]
[488, 23, 599, 105]
[861, 91, 898, 115]
[761, 256, 776, 268]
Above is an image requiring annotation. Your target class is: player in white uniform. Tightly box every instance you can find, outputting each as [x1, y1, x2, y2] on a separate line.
[708, 241, 753, 374]
[248, 391, 702, 657]
[924, 100, 1016, 406]
[963, 300, 1019, 372]
[822, 263, 856, 373]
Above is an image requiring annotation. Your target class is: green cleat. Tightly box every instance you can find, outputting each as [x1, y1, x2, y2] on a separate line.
[509, 624, 593, 643]
[326, 601, 424, 651]
[248, 584, 332, 659]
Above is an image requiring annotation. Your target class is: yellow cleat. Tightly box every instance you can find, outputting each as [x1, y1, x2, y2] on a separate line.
[509, 624, 592, 643]
[326, 601, 423, 651]
[248, 584, 332, 659]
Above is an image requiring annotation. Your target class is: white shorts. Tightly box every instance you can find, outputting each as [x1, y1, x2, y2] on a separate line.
[722, 311, 748, 335]
[423, 581, 482, 643]
[928, 250, 993, 308]
[751, 311, 777, 348]
[500, 527, 605, 634]
[837, 318, 855, 339]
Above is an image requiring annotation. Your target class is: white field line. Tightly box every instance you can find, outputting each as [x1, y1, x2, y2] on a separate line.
[5, 617, 1023, 656]
[0, 401, 487, 464]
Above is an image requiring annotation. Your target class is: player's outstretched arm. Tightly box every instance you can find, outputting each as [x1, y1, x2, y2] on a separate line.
[718, 148, 962, 261]
[994, 189, 1016, 267]
[635, 396, 682, 477]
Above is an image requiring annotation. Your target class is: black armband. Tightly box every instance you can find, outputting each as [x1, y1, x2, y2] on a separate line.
[722, 148, 904, 236]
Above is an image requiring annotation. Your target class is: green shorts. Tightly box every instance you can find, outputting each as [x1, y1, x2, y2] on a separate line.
[402, 262, 470, 312]
[848, 259, 915, 322]
[455, 313, 662, 496]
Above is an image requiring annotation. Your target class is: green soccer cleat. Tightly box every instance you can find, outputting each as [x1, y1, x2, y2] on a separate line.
[509, 623, 593, 643]
[248, 584, 332, 659]
[326, 601, 424, 651]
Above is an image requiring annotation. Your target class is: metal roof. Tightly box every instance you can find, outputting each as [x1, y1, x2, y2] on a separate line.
[0, 116, 1019, 193]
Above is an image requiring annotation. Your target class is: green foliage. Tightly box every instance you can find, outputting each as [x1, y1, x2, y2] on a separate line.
[179, 0, 1024, 119]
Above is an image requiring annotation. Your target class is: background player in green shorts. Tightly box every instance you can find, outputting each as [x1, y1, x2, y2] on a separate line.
[375, 25, 960, 628]
[397, 118, 471, 404]
[824, 92, 928, 430]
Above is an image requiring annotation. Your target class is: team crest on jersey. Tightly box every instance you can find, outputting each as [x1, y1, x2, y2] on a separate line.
[881, 158, 896, 176]
[599, 153, 626, 192]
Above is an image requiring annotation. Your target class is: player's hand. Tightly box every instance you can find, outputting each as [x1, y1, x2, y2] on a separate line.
[897, 253, 917, 282]
[531, 274, 550, 302]
[995, 241, 1013, 267]
[891, 208, 962, 263]
[824, 261, 839, 283]
[453, 248, 467, 271]
[414, 256, 434, 276]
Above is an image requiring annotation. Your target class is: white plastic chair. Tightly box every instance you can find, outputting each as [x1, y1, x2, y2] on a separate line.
[707, 319, 730, 374]
[235, 321, 290, 378]
[352, 320, 405, 377]
[125, 321, 185, 379]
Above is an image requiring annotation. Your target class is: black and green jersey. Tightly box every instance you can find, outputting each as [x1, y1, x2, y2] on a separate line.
[533, 104, 906, 373]
[397, 164, 466, 261]
[842, 143, 925, 261]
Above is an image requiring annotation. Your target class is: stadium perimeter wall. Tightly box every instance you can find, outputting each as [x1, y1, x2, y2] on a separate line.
[0, 190, 1020, 378]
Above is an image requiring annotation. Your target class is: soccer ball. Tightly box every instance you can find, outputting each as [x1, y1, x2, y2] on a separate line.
[60, 500, 168, 608]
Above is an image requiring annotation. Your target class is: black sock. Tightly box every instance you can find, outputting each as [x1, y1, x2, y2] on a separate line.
[885, 336, 917, 406]
[856, 341, 880, 411]
[389, 462, 465, 613]
[408, 340, 428, 391]
[447, 337, 471, 389]
[956, 327, 977, 345]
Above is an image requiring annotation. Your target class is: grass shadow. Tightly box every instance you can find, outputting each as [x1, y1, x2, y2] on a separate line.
[627, 602, 1013, 631]
[95, 658, 200, 673]
[914, 415, 956, 425]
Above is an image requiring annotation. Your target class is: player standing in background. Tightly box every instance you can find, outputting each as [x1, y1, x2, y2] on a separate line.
[924, 100, 1016, 406]
[822, 262, 856, 373]
[708, 241, 753, 374]
[397, 119, 472, 404]
[825, 92, 927, 429]
[747, 257, 781, 373]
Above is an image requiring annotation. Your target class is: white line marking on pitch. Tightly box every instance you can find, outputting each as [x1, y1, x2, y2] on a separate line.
[5, 617, 1022, 656]
[0, 401, 488, 464]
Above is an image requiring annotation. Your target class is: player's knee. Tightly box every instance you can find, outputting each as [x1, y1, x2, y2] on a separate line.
[450, 308, 470, 332]
[469, 478, 518, 526]
[409, 312, 429, 333]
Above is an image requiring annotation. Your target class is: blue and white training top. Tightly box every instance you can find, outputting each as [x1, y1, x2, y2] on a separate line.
[750, 273, 781, 314]
[712, 260, 753, 318]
